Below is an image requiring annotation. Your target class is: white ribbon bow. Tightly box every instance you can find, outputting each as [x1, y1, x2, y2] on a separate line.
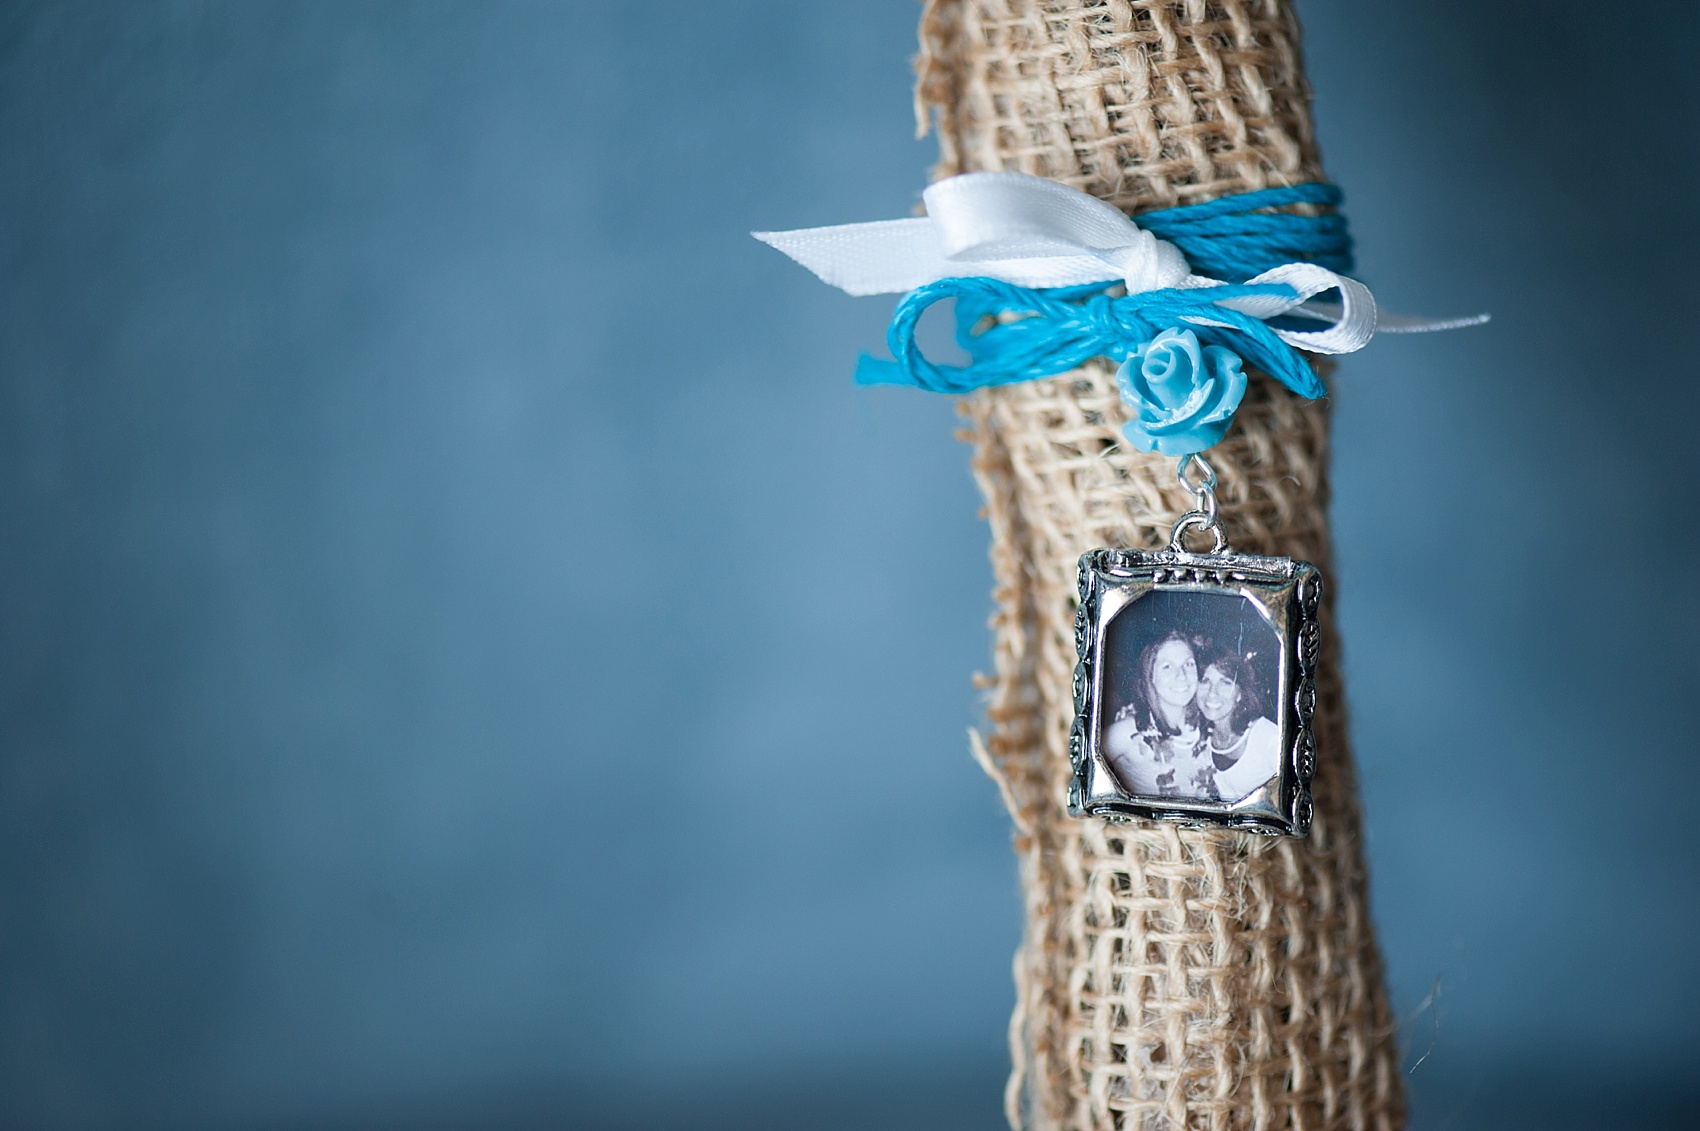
[753, 172, 1485, 357]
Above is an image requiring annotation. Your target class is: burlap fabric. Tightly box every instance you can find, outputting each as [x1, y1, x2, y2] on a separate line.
[913, 3, 1402, 1129]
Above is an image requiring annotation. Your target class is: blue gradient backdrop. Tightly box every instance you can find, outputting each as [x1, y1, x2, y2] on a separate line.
[1, 3, 1696, 1129]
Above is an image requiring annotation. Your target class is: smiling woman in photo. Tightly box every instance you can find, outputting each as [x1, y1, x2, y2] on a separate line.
[1102, 631, 1212, 798]
[1195, 649, 1281, 802]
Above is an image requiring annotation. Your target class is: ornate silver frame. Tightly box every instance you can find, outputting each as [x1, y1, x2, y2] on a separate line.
[1069, 546, 1322, 837]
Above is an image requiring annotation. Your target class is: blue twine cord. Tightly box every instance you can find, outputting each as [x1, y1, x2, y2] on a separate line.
[854, 182, 1351, 398]
[1136, 183, 1352, 282]
[856, 277, 1325, 398]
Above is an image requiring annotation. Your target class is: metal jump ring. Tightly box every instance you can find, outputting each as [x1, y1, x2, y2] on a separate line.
[1168, 510, 1228, 554]
[1175, 452, 1219, 525]
[1176, 453, 1217, 497]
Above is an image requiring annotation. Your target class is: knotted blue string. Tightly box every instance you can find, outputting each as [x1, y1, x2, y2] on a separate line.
[856, 277, 1326, 398]
[854, 182, 1351, 398]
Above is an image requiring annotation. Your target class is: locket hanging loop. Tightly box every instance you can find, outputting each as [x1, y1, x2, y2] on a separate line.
[1168, 511, 1227, 553]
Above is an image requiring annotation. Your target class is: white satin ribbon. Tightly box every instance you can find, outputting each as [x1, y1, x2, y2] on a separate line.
[753, 171, 1486, 356]
[754, 172, 1190, 296]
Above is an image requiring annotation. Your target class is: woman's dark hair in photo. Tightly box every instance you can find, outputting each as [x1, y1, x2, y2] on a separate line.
[1198, 647, 1265, 736]
[1136, 630, 1204, 737]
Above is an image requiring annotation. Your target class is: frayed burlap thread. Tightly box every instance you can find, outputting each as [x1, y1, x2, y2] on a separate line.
[915, 3, 1403, 1130]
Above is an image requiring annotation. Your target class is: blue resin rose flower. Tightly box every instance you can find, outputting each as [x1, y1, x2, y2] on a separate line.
[1114, 327, 1248, 456]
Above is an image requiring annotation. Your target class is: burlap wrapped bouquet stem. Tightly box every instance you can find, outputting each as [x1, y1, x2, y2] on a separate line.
[913, 3, 1403, 1129]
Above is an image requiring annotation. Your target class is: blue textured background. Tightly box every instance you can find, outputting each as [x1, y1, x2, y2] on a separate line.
[1, 3, 1695, 1129]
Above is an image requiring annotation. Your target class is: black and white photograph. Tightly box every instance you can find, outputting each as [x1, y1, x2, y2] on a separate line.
[1098, 590, 1283, 806]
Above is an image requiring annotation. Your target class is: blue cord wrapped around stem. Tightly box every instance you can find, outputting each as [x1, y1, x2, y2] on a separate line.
[852, 183, 1351, 403]
[1136, 183, 1351, 283]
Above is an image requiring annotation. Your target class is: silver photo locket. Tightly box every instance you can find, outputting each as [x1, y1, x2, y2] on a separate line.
[1068, 456, 1321, 837]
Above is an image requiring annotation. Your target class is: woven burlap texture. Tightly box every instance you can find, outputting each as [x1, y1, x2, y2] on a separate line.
[914, 3, 1402, 1130]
